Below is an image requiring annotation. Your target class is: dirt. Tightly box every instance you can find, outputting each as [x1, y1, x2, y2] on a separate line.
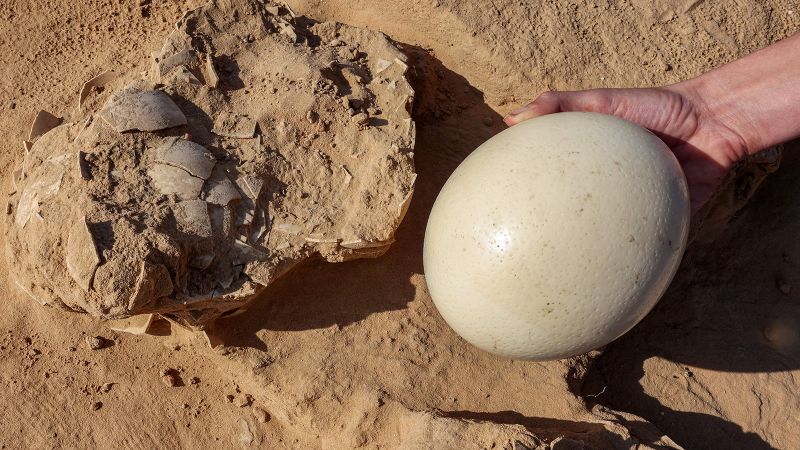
[0, 0, 798, 449]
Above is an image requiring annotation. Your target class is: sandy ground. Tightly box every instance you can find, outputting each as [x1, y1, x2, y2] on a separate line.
[1, 0, 799, 448]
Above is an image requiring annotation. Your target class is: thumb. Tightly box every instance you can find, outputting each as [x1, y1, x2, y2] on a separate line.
[504, 90, 612, 126]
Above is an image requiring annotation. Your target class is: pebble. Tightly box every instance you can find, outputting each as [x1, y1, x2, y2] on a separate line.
[101, 383, 114, 393]
[234, 394, 254, 408]
[160, 368, 180, 387]
[91, 401, 103, 411]
[352, 113, 369, 126]
[190, 377, 200, 385]
[253, 407, 270, 423]
[85, 336, 106, 350]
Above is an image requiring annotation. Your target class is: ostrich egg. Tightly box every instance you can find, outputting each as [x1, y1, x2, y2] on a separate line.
[423, 112, 690, 360]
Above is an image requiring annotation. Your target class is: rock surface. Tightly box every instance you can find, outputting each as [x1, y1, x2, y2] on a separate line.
[5, 0, 416, 326]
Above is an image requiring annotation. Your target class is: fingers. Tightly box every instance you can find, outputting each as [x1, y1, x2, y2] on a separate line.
[504, 90, 612, 126]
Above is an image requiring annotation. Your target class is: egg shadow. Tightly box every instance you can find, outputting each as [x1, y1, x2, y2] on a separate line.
[211, 44, 505, 347]
[581, 140, 800, 449]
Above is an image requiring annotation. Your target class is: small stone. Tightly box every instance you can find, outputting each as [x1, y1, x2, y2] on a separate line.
[306, 111, 318, 123]
[352, 113, 369, 126]
[225, 394, 235, 403]
[91, 401, 103, 411]
[234, 393, 253, 407]
[28, 348, 41, 357]
[189, 377, 200, 385]
[68, 346, 77, 352]
[663, 62, 673, 71]
[160, 368, 180, 387]
[101, 383, 114, 393]
[253, 407, 270, 423]
[85, 336, 106, 350]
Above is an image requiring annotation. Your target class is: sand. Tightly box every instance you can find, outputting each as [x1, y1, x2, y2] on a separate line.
[0, 0, 799, 448]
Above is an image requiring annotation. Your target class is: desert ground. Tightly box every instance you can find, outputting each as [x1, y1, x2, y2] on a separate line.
[0, 0, 799, 448]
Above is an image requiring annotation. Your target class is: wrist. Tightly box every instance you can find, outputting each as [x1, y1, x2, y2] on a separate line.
[672, 74, 759, 158]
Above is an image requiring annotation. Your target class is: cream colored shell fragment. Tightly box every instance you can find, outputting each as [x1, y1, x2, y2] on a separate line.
[65, 216, 101, 292]
[28, 110, 62, 141]
[99, 87, 187, 132]
[424, 112, 690, 361]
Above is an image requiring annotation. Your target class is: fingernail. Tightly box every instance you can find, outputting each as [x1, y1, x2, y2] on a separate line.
[509, 106, 529, 116]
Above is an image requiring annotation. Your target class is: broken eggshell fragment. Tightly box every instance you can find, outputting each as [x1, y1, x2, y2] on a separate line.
[98, 87, 187, 132]
[78, 70, 118, 111]
[155, 137, 216, 180]
[203, 168, 242, 206]
[65, 217, 101, 292]
[28, 110, 62, 142]
[5, 0, 416, 328]
[149, 164, 204, 200]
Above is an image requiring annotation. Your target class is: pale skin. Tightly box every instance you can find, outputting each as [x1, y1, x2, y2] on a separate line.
[504, 33, 800, 213]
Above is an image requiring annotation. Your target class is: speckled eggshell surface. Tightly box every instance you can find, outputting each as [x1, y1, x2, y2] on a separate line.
[423, 112, 690, 360]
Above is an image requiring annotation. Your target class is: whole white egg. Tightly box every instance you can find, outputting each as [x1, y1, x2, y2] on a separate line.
[423, 112, 690, 360]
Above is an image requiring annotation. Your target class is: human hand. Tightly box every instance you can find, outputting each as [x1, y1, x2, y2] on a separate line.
[503, 86, 749, 213]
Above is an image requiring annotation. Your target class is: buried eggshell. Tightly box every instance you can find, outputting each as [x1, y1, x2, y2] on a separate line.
[173, 199, 213, 237]
[127, 261, 174, 312]
[203, 168, 242, 205]
[157, 49, 198, 78]
[5, 0, 417, 327]
[78, 70, 118, 110]
[236, 174, 264, 199]
[423, 112, 690, 361]
[28, 110, 62, 141]
[108, 314, 155, 335]
[65, 217, 101, 292]
[164, 66, 203, 86]
[149, 164, 204, 200]
[204, 54, 219, 88]
[155, 137, 216, 180]
[98, 87, 187, 132]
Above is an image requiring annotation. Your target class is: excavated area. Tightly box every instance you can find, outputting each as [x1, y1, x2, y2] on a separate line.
[5, 0, 415, 326]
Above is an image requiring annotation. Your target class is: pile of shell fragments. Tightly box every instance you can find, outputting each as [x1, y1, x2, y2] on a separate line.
[5, 0, 416, 332]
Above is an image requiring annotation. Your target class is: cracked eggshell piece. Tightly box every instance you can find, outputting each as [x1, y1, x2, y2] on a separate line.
[148, 164, 204, 200]
[423, 112, 690, 361]
[155, 137, 216, 180]
[98, 87, 187, 132]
